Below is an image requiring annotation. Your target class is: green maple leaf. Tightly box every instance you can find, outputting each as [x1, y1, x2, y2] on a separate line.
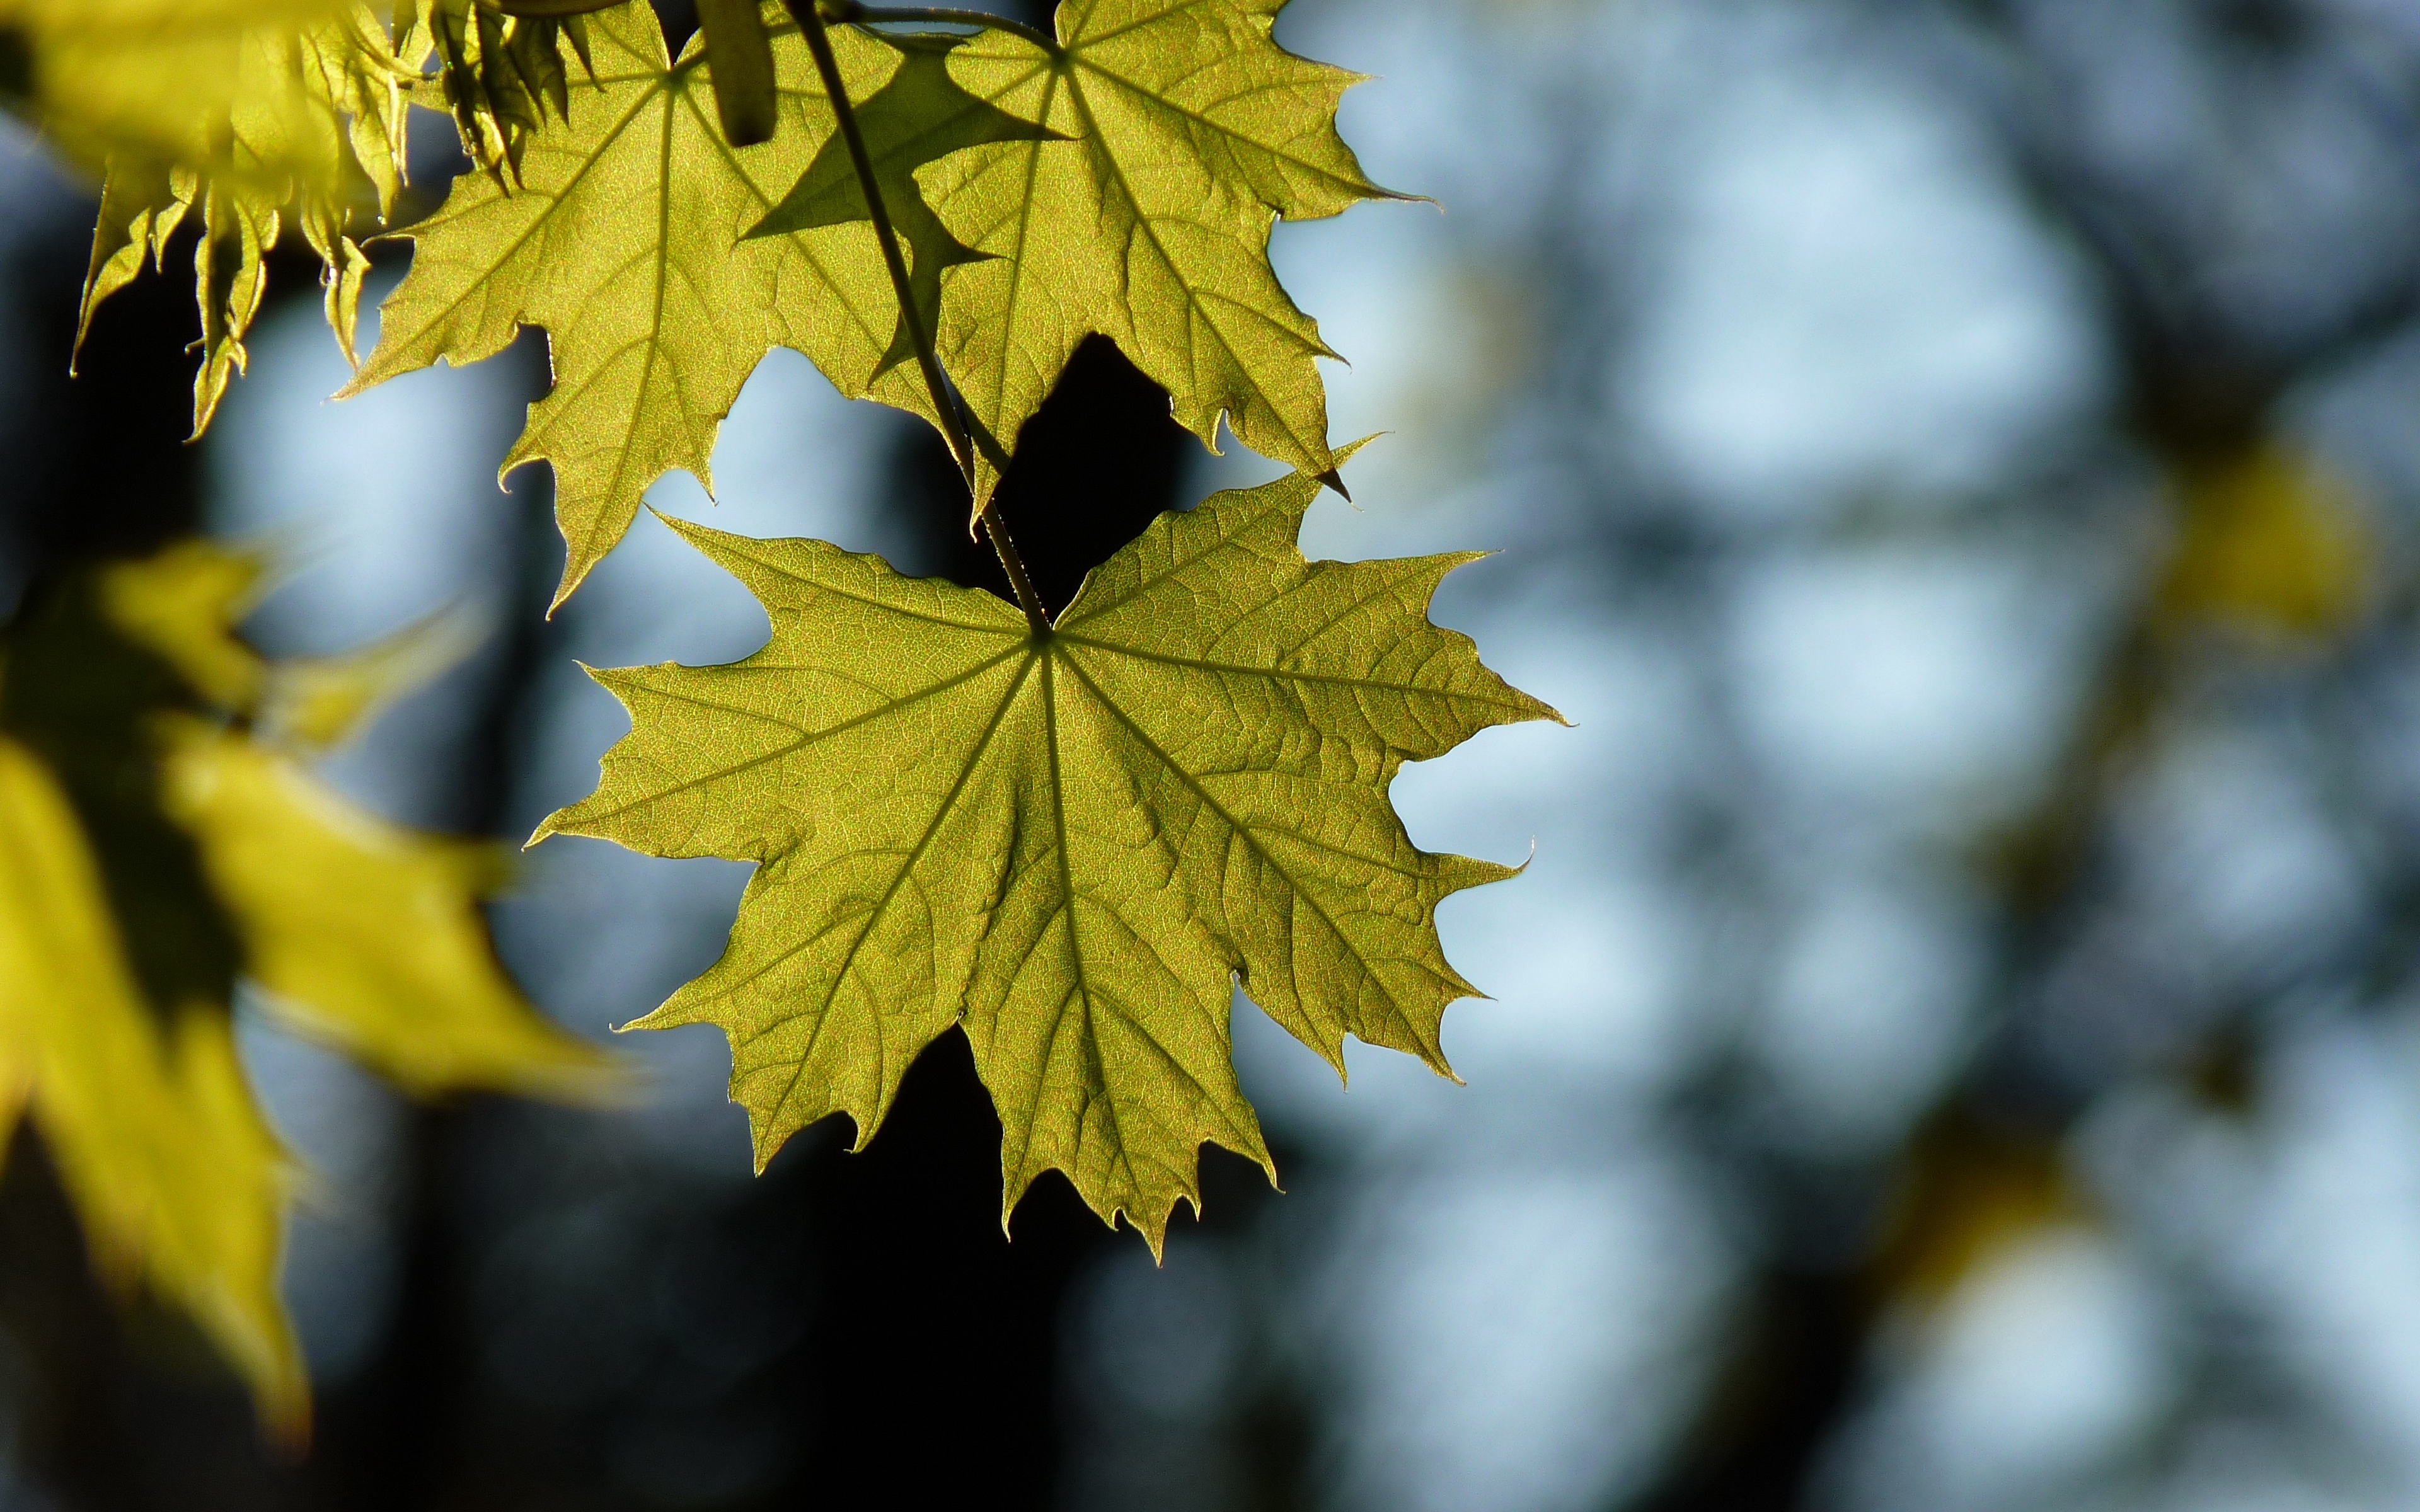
[539, 464, 1559, 1247]
[916, 0, 1407, 501]
[748, 32, 1056, 381]
[350, 1, 1000, 607]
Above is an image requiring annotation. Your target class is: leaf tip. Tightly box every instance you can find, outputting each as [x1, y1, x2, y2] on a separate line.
[1131, 1208, 1172, 1264]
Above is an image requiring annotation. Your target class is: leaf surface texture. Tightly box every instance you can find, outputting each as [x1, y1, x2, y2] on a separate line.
[919, 0, 1398, 501]
[544, 469, 1557, 1246]
[352, 1, 945, 605]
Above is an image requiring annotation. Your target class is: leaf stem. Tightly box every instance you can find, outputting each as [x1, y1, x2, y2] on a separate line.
[817, 0, 1061, 55]
[787, 0, 1052, 632]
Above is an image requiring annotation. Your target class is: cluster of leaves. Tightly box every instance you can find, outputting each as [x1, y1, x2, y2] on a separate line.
[7, 0, 1558, 1423]
[0, 544, 618, 1436]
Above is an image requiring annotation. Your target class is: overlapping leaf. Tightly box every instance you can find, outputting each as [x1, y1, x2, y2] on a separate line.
[541, 467, 1558, 1246]
[0, 542, 620, 1428]
[747, 32, 1054, 381]
[351, 1, 955, 607]
[347, 0, 1391, 602]
[908, 0, 1402, 503]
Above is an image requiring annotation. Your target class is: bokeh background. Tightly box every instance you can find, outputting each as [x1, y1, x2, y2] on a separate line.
[4, 0, 2419, 1506]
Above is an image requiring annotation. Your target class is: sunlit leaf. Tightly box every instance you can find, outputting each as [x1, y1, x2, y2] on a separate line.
[919, 0, 1403, 501]
[351, 1, 966, 607]
[542, 465, 1558, 1248]
[72, 4, 418, 432]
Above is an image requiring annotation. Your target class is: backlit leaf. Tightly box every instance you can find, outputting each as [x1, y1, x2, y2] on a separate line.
[541, 465, 1559, 1249]
[918, 0, 1403, 502]
[72, 4, 418, 432]
[350, 1, 963, 607]
[0, 0, 349, 176]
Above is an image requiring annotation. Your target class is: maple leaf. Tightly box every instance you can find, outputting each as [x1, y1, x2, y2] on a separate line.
[747, 32, 1055, 381]
[906, 0, 1405, 503]
[540, 464, 1559, 1248]
[0, 541, 621, 1429]
[72, 4, 418, 432]
[352, 0, 973, 607]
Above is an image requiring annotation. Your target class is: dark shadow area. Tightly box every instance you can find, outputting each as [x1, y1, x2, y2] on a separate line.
[892, 332, 1201, 613]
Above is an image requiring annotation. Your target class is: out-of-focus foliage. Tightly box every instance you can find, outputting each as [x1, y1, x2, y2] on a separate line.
[0, 0, 350, 176]
[0, 736, 297, 1434]
[0, 541, 619, 1433]
[2154, 439, 2372, 646]
[540, 467, 1555, 1248]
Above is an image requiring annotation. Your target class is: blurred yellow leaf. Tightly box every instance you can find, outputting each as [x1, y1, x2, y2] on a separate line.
[0, 736, 304, 1440]
[95, 537, 268, 709]
[262, 602, 487, 750]
[1873, 1114, 2080, 1315]
[161, 724, 621, 1100]
[2158, 440, 2373, 645]
[0, 539, 619, 1428]
[0, 0, 349, 174]
[71, 3, 416, 432]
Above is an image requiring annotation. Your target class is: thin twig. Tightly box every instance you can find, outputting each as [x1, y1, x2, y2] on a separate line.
[817, 0, 1061, 54]
[786, 0, 1052, 631]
